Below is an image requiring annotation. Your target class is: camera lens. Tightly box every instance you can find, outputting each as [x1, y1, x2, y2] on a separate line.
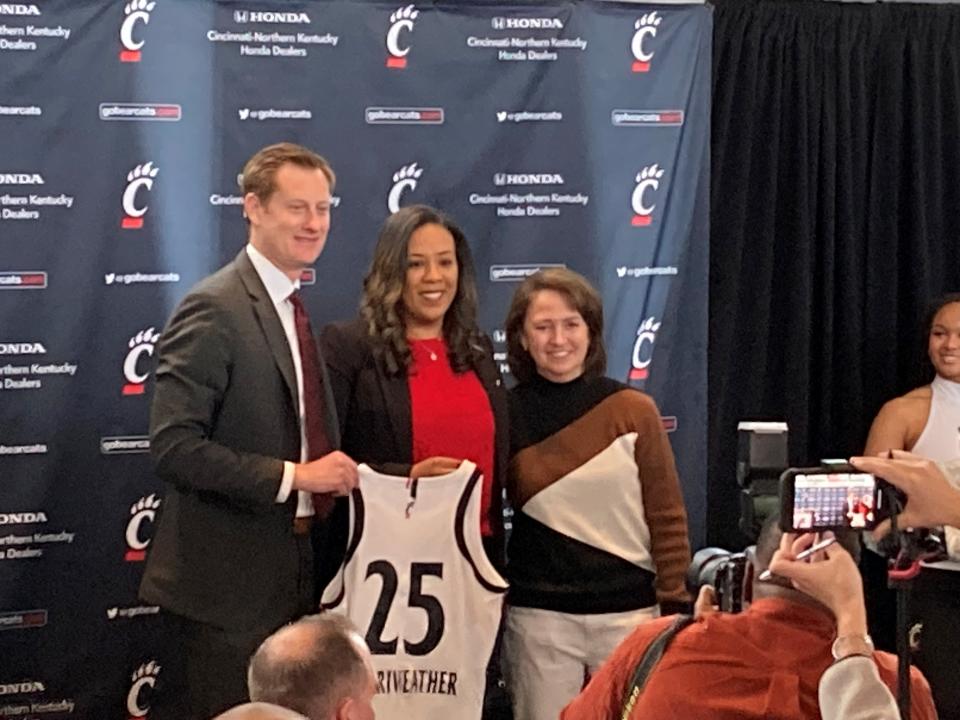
[687, 547, 733, 595]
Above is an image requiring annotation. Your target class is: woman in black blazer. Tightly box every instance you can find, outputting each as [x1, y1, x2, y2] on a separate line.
[319, 204, 508, 567]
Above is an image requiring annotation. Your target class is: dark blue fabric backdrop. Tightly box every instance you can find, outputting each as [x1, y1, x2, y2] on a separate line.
[0, 1, 709, 714]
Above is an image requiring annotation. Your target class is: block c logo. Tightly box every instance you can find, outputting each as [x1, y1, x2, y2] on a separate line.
[629, 317, 661, 380]
[631, 11, 661, 72]
[120, 162, 160, 230]
[124, 494, 160, 562]
[387, 162, 423, 213]
[631, 164, 664, 227]
[119, 0, 157, 62]
[126, 660, 160, 718]
[121, 162, 159, 229]
[386, 4, 418, 68]
[122, 327, 160, 395]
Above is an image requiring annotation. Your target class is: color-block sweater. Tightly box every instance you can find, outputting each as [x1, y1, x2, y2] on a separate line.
[506, 374, 691, 615]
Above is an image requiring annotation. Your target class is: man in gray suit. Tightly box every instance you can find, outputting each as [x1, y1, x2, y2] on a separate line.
[140, 142, 358, 719]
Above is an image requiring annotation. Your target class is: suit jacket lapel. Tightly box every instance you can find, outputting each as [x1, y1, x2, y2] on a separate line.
[234, 250, 299, 417]
[376, 356, 413, 462]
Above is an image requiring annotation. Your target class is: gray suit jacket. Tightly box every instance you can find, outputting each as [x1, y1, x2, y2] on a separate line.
[140, 249, 339, 631]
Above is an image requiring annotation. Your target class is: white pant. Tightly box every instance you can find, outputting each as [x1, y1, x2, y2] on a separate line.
[502, 604, 659, 720]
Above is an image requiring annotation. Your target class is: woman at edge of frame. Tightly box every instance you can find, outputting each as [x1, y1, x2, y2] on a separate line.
[862, 292, 960, 720]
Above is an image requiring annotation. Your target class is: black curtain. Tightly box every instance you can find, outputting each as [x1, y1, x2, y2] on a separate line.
[708, 0, 960, 548]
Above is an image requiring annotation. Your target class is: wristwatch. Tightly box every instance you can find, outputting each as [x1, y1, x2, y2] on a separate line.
[831, 633, 875, 660]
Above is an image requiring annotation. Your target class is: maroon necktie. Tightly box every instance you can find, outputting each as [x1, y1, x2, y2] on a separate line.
[288, 290, 333, 517]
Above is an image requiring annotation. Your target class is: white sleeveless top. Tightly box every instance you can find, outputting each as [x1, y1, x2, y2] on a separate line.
[321, 461, 507, 720]
[911, 376, 960, 566]
[911, 376, 960, 460]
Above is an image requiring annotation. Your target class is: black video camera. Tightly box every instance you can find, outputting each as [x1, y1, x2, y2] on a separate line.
[687, 548, 750, 614]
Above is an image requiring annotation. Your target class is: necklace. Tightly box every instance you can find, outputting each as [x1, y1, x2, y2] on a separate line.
[411, 338, 441, 362]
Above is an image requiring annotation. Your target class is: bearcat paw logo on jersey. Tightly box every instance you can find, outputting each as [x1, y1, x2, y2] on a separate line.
[126, 661, 160, 718]
[387, 162, 423, 213]
[631, 11, 661, 72]
[631, 164, 664, 227]
[386, 5, 418, 68]
[629, 316, 661, 380]
[121, 162, 159, 229]
[124, 494, 160, 561]
[120, 0, 156, 62]
[122, 326, 160, 395]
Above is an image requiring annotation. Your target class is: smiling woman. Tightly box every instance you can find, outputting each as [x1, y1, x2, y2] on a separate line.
[500, 268, 691, 720]
[862, 292, 960, 720]
[865, 293, 960, 458]
[317, 206, 510, 717]
[319, 205, 508, 563]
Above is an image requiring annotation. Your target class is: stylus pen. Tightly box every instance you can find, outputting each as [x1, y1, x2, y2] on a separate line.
[758, 537, 838, 582]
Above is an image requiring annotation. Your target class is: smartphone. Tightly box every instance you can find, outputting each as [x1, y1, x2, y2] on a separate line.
[779, 465, 884, 531]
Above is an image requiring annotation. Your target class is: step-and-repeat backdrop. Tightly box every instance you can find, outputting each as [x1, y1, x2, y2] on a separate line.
[0, 0, 710, 715]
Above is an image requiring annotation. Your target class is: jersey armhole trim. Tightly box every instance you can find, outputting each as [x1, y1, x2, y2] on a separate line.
[455, 468, 508, 594]
[320, 488, 366, 610]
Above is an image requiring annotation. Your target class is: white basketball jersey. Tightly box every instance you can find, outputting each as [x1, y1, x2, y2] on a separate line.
[321, 461, 508, 720]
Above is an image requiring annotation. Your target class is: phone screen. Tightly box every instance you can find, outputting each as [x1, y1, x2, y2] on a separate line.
[792, 472, 878, 530]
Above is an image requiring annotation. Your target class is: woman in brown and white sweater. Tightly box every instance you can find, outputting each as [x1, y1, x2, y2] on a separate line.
[500, 267, 691, 720]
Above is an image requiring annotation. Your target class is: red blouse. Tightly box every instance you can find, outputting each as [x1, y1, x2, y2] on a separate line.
[408, 337, 495, 536]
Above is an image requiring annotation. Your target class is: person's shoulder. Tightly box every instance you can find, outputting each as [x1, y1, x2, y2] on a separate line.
[900, 385, 933, 401]
[606, 614, 684, 664]
[180, 255, 245, 301]
[320, 317, 376, 362]
[471, 331, 495, 356]
[874, 387, 931, 425]
[321, 317, 367, 342]
[594, 378, 661, 419]
[166, 261, 245, 324]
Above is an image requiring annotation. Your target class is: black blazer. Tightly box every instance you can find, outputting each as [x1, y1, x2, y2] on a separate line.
[141, 249, 340, 631]
[319, 318, 508, 559]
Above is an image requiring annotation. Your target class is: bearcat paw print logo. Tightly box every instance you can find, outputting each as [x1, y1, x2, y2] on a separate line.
[387, 162, 424, 212]
[125, 0, 156, 17]
[127, 661, 161, 716]
[131, 494, 161, 516]
[132, 660, 161, 684]
[635, 11, 660, 31]
[635, 164, 664, 185]
[390, 4, 418, 24]
[129, 327, 160, 351]
[127, 162, 159, 184]
[392, 162, 423, 184]
[120, 0, 156, 61]
[631, 12, 661, 71]
[637, 316, 661, 335]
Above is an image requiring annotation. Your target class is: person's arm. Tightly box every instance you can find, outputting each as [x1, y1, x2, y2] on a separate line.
[633, 394, 692, 614]
[151, 292, 356, 511]
[150, 291, 287, 511]
[863, 399, 911, 456]
[819, 657, 900, 720]
[767, 534, 901, 720]
[851, 451, 960, 534]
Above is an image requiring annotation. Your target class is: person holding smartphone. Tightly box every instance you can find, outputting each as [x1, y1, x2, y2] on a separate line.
[768, 533, 905, 720]
[560, 517, 936, 720]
